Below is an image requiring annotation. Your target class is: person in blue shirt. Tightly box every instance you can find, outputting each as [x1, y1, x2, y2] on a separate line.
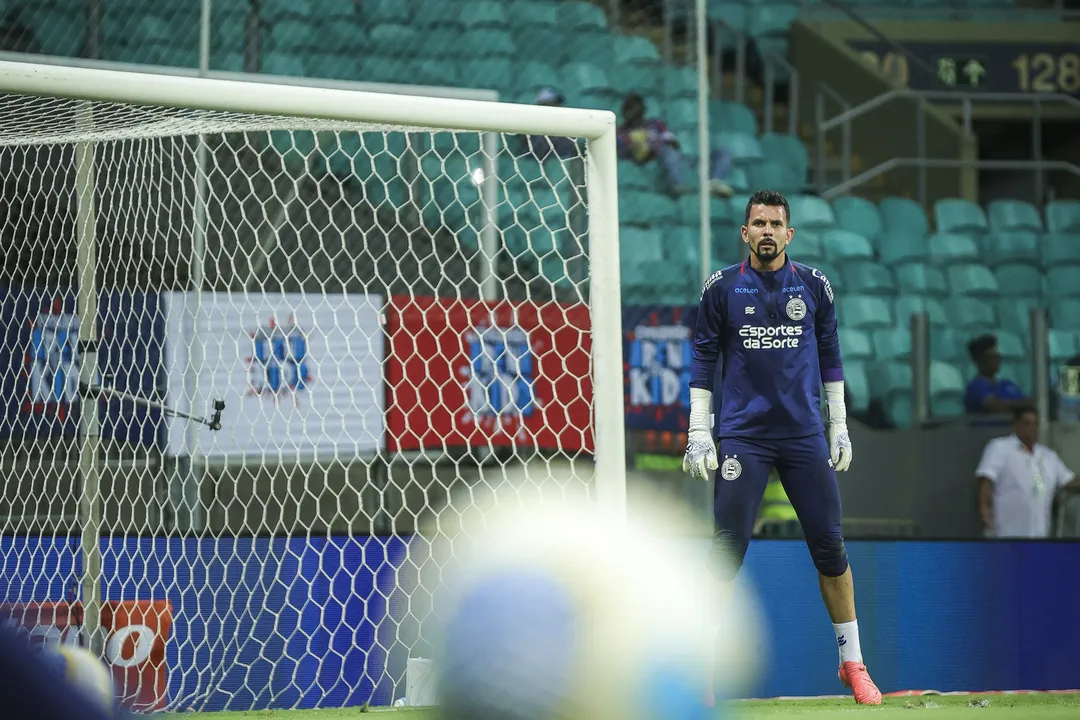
[683, 189, 882, 705]
[964, 334, 1029, 415]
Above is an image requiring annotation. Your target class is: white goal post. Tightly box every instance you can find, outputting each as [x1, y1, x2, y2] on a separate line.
[0, 59, 624, 711]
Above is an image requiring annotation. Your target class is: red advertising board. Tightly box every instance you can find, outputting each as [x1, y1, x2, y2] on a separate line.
[2, 600, 173, 711]
[385, 295, 594, 453]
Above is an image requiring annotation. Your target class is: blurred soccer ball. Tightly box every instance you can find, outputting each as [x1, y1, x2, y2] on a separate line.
[431, 493, 763, 720]
[52, 645, 116, 715]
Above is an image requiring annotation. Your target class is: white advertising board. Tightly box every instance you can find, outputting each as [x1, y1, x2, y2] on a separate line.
[163, 292, 384, 458]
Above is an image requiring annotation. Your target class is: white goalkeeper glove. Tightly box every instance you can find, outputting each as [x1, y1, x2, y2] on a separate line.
[682, 388, 718, 482]
[824, 381, 852, 472]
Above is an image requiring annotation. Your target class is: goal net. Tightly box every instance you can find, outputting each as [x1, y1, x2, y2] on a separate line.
[0, 61, 623, 712]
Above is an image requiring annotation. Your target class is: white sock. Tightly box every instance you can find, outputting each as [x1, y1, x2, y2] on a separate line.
[833, 620, 862, 664]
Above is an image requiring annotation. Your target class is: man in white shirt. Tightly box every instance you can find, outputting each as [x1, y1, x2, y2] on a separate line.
[976, 405, 1080, 538]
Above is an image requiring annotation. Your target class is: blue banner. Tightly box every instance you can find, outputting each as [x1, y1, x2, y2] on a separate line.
[0, 535, 414, 712]
[0, 287, 164, 447]
[623, 305, 698, 433]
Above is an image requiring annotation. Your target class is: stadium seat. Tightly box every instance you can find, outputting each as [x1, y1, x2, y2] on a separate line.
[879, 232, 928, 267]
[622, 228, 664, 265]
[711, 101, 758, 135]
[1047, 267, 1080, 297]
[747, 161, 798, 195]
[994, 264, 1044, 298]
[839, 328, 874, 361]
[995, 330, 1027, 362]
[613, 34, 661, 66]
[832, 196, 885, 245]
[666, 99, 699, 136]
[789, 195, 836, 229]
[988, 199, 1043, 233]
[726, 167, 751, 193]
[838, 295, 893, 330]
[948, 264, 1000, 297]
[714, 132, 763, 164]
[927, 232, 980, 263]
[510, 0, 558, 27]
[934, 198, 988, 236]
[748, 3, 799, 39]
[1051, 299, 1080, 331]
[1041, 233, 1080, 267]
[317, 19, 367, 54]
[983, 231, 1040, 268]
[842, 262, 896, 296]
[667, 226, 701, 268]
[930, 328, 968, 363]
[947, 296, 996, 329]
[867, 362, 914, 428]
[758, 133, 808, 188]
[811, 261, 842, 292]
[465, 29, 516, 58]
[895, 263, 947, 297]
[845, 360, 872, 414]
[261, 51, 306, 77]
[562, 1, 608, 30]
[364, 0, 409, 24]
[997, 297, 1042, 336]
[871, 327, 911, 360]
[23, 8, 85, 57]
[822, 229, 874, 262]
[306, 53, 363, 80]
[515, 27, 565, 65]
[1046, 199, 1080, 233]
[709, 2, 749, 34]
[462, 0, 509, 29]
[665, 65, 698, 100]
[879, 196, 929, 238]
[895, 295, 948, 326]
[368, 25, 421, 55]
[1049, 329, 1078, 362]
[930, 361, 967, 418]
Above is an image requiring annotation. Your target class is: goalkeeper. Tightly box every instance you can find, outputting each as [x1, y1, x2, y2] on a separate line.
[684, 189, 882, 705]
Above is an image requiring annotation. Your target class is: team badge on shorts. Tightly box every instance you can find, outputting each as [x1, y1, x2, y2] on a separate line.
[785, 296, 807, 321]
[720, 456, 742, 481]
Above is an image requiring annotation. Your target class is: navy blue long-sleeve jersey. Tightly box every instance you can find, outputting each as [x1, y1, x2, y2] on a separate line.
[690, 257, 843, 440]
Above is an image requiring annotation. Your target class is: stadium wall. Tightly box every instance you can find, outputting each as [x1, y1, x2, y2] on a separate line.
[3, 536, 1079, 710]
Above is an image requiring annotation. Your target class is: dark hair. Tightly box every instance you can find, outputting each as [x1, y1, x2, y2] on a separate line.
[1013, 404, 1038, 422]
[967, 333, 997, 361]
[744, 189, 790, 225]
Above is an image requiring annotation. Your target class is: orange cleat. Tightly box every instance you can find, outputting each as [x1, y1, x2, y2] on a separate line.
[838, 661, 883, 705]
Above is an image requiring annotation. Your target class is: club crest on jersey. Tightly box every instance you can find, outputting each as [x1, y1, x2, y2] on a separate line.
[785, 296, 807, 321]
[720, 456, 742, 481]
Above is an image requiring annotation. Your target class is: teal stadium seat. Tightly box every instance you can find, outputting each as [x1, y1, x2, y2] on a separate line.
[1047, 199, 1080, 233]
[417, 0, 465, 29]
[268, 20, 316, 52]
[666, 99, 699, 136]
[868, 362, 914, 428]
[983, 231, 1040, 268]
[511, 0, 558, 28]
[260, 0, 311, 20]
[832, 196, 885, 245]
[515, 27, 565, 65]
[1049, 329, 1078, 363]
[895, 263, 947, 297]
[1051, 299, 1080, 331]
[711, 101, 758, 136]
[667, 226, 702, 269]
[317, 18, 366, 54]
[747, 161, 798, 195]
[930, 328, 967, 363]
[562, 62, 614, 100]
[947, 296, 996, 329]
[562, 1, 608, 31]
[948, 263, 1000, 296]
[845, 360, 872, 414]
[368, 26, 421, 56]
[709, 2, 749, 35]
[460, 58, 512, 91]
[895, 295, 948, 326]
[1042, 234, 1080, 268]
[934, 198, 988, 236]
[930, 361, 966, 418]
[1004, 362, 1033, 395]
[1047, 267, 1080, 297]
[879, 233, 928, 267]
[994, 331, 1027, 362]
[842, 262, 896, 296]
[879, 196, 929, 238]
[988, 199, 1043, 233]
[24, 7, 85, 57]
[822, 228, 874, 262]
[261, 51, 306, 77]
[812, 262, 843, 293]
[665, 65, 698, 100]
[620, 160, 657, 192]
[462, 0, 509, 29]
[789, 195, 836, 230]
[714, 132, 763, 165]
[726, 167, 751, 193]
[748, 3, 798, 52]
[872, 328, 911, 360]
[517, 61, 560, 95]
[840, 328, 874, 361]
[997, 298, 1042, 336]
[614, 34, 661, 67]
[306, 53, 362, 80]
[364, 0, 409, 24]
[838, 295, 893, 330]
[995, 264, 1044, 298]
[790, 229, 823, 261]
[928, 232, 979, 263]
[465, 29, 516, 58]
[758, 133, 809, 188]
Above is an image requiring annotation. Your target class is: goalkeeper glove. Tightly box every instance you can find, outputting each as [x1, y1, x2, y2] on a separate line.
[682, 388, 718, 482]
[824, 381, 852, 472]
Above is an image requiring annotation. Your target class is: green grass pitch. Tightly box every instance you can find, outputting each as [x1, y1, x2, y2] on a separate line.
[165, 693, 1080, 719]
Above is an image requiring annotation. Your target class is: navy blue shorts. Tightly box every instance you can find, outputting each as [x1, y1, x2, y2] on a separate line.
[712, 434, 845, 572]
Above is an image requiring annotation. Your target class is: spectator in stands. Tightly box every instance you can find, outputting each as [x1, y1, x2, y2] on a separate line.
[975, 405, 1079, 538]
[616, 92, 733, 198]
[526, 87, 580, 161]
[963, 334, 1029, 415]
